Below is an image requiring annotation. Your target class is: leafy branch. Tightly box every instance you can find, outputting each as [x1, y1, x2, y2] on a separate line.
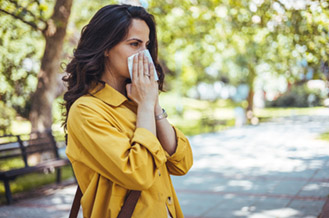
[0, 0, 47, 32]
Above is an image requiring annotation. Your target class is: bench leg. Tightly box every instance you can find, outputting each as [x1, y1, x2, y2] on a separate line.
[56, 168, 61, 184]
[4, 179, 13, 204]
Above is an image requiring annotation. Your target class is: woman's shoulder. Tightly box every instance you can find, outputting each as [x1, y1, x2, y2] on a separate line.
[75, 94, 95, 104]
[72, 94, 94, 107]
[70, 94, 105, 115]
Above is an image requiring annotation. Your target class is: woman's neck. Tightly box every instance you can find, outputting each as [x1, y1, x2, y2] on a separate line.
[101, 70, 128, 97]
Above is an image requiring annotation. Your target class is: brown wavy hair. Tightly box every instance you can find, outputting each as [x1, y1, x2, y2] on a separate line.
[62, 4, 164, 131]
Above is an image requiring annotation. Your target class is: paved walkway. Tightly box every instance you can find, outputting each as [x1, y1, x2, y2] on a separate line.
[1, 109, 329, 218]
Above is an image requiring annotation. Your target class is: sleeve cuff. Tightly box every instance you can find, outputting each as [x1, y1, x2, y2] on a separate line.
[131, 128, 167, 168]
[166, 126, 189, 162]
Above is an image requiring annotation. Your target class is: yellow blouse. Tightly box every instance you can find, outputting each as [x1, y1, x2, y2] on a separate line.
[66, 83, 193, 218]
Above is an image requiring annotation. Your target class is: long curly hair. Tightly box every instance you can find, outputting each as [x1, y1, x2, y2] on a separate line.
[62, 4, 164, 131]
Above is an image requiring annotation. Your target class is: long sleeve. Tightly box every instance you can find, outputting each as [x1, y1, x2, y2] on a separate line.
[165, 126, 193, 175]
[66, 102, 167, 190]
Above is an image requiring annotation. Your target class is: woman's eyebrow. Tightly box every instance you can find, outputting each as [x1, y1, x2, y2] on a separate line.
[126, 38, 142, 42]
[126, 38, 150, 43]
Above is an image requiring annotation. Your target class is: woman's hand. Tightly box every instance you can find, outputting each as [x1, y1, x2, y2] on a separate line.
[126, 52, 158, 109]
[126, 52, 158, 136]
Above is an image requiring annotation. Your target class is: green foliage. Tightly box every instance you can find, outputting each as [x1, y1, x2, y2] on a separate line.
[0, 1, 46, 121]
[266, 84, 323, 107]
[0, 0, 52, 29]
[0, 0, 116, 133]
[1, 0, 329, 133]
[0, 101, 16, 134]
[149, 0, 329, 101]
[62, 0, 117, 58]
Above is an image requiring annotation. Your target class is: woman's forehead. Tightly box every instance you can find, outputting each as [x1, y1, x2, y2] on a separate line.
[125, 19, 150, 41]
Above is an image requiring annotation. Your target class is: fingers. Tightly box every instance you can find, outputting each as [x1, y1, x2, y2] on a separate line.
[143, 53, 150, 78]
[138, 52, 144, 79]
[149, 63, 155, 81]
[133, 52, 152, 82]
[132, 55, 138, 81]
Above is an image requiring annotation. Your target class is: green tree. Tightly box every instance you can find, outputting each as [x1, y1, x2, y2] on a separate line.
[150, 0, 329, 113]
[1, 0, 328, 133]
[0, 0, 73, 132]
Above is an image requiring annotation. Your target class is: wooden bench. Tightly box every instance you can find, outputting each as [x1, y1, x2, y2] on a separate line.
[0, 130, 71, 204]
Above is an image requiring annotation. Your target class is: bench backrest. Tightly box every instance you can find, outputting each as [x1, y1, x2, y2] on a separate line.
[0, 135, 26, 168]
[0, 130, 59, 169]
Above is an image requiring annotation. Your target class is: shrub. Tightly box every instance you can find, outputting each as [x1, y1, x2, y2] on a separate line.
[266, 84, 323, 107]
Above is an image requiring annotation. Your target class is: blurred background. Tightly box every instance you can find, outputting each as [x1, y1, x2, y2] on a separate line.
[0, 0, 329, 210]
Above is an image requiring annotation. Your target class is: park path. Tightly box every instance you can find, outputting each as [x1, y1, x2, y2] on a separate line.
[175, 109, 329, 218]
[0, 109, 329, 218]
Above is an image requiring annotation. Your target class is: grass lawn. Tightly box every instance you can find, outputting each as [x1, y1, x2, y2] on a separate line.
[159, 92, 327, 136]
[254, 107, 326, 119]
[319, 131, 329, 142]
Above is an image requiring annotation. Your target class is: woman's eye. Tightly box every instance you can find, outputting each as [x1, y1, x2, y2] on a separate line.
[130, 42, 139, 47]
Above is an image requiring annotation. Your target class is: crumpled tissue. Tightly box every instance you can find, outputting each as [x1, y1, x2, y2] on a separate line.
[127, 49, 159, 81]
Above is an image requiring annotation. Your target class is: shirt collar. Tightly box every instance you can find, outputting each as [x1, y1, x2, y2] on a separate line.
[90, 83, 127, 107]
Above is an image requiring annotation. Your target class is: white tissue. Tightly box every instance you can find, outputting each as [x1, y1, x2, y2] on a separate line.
[127, 49, 159, 81]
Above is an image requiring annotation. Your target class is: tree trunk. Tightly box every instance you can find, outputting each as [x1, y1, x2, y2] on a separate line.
[29, 0, 73, 132]
[246, 63, 256, 113]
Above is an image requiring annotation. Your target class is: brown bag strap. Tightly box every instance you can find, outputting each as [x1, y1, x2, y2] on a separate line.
[69, 186, 82, 218]
[117, 190, 141, 218]
[69, 185, 141, 218]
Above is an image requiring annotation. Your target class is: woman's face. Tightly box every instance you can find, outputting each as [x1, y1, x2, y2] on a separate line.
[104, 19, 150, 80]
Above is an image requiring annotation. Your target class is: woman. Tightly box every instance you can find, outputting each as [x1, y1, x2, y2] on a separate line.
[63, 4, 193, 218]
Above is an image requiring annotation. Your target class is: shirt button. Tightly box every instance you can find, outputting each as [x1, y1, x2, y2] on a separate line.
[158, 170, 161, 176]
[167, 196, 172, 204]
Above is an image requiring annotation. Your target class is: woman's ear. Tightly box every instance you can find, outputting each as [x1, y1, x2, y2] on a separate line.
[104, 50, 109, 57]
